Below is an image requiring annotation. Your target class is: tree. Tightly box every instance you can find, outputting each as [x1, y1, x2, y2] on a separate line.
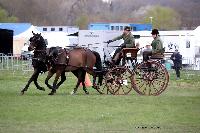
[0, 0, 199, 29]
[0, 6, 18, 22]
[142, 5, 181, 30]
[75, 15, 89, 29]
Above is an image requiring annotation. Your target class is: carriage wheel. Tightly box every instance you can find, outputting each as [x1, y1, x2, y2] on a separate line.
[95, 76, 110, 94]
[133, 61, 169, 96]
[105, 67, 134, 95]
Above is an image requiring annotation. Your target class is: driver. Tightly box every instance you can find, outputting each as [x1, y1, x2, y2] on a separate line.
[106, 26, 135, 65]
[143, 29, 164, 61]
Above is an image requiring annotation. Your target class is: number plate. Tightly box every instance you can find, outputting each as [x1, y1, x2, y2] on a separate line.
[123, 80, 128, 85]
[126, 53, 131, 57]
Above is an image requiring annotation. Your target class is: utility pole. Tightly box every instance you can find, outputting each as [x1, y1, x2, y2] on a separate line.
[149, 16, 153, 29]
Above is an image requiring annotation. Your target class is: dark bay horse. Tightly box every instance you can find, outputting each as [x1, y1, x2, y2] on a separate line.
[45, 47, 103, 95]
[21, 32, 48, 95]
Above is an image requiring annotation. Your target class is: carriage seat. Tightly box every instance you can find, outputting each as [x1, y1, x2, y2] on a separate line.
[122, 48, 139, 58]
[150, 53, 164, 60]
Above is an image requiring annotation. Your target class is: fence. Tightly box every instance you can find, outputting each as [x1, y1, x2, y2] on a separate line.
[1, 54, 200, 72]
[0, 53, 33, 74]
[165, 57, 200, 70]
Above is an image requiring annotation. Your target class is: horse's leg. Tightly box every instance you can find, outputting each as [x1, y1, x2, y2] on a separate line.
[92, 72, 97, 88]
[21, 68, 39, 95]
[33, 71, 45, 91]
[84, 68, 97, 87]
[55, 71, 66, 89]
[92, 72, 103, 88]
[72, 69, 89, 95]
[97, 72, 104, 86]
[85, 68, 103, 90]
[70, 70, 80, 95]
[71, 79, 82, 95]
[48, 70, 62, 95]
[81, 70, 89, 94]
[45, 69, 55, 90]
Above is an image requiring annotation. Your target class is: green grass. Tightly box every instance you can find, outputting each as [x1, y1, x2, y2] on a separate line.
[0, 70, 200, 133]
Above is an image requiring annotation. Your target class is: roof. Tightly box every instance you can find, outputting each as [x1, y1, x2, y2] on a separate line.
[14, 25, 41, 39]
[0, 23, 32, 36]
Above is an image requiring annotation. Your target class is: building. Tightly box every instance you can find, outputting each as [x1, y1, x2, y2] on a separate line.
[36, 26, 79, 35]
[88, 22, 152, 31]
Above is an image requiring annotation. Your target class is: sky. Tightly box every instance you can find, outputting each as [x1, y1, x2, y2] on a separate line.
[102, 0, 112, 3]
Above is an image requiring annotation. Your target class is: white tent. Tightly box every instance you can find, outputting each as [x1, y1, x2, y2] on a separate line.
[13, 26, 70, 55]
[14, 25, 40, 39]
[42, 32, 70, 48]
[194, 26, 200, 44]
[13, 25, 41, 55]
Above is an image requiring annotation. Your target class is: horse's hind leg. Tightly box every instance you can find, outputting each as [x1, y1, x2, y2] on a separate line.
[81, 71, 89, 94]
[48, 70, 62, 95]
[71, 78, 81, 95]
[55, 71, 66, 89]
[71, 69, 89, 95]
[45, 69, 55, 90]
[70, 70, 80, 95]
[21, 69, 39, 95]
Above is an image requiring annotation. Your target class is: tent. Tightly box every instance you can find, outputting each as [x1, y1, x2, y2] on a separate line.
[42, 32, 70, 48]
[13, 25, 40, 55]
[14, 25, 40, 39]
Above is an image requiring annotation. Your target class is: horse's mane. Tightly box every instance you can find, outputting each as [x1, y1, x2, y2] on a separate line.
[38, 35, 47, 48]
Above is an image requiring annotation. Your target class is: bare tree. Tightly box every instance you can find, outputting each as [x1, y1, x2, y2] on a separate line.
[0, 0, 200, 29]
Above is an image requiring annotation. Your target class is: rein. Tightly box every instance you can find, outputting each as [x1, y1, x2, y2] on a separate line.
[34, 49, 46, 52]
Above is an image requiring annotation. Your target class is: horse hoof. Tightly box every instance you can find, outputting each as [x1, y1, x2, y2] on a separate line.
[48, 92, 54, 95]
[92, 85, 97, 89]
[48, 91, 55, 95]
[20, 91, 24, 95]
[70, 90, 75, 95]
[38, 87, 45, 91]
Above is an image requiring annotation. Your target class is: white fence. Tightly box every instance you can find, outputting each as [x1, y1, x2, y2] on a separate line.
[0, 54, 33, 73]
[1, 54, 200, 72]
[165, 57, 200, 70]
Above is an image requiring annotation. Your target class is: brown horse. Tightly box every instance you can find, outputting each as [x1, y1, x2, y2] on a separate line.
[45, 47, 102, 95]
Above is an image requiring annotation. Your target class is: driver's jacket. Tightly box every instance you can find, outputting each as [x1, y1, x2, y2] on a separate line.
[151, 36, 164, 54]
[111, 32, 135, 48]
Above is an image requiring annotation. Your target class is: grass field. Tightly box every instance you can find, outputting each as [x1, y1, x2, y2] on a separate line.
[0, 70, 200, 133]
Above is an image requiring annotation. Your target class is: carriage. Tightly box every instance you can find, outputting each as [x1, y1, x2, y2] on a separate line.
[21, 32, 169, 96]
[94, 47, 169, 96]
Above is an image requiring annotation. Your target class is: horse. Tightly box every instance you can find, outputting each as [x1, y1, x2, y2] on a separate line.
[21, 32, 48, 95]
[20, 32, 96, 95]
[45, 46, 103, 95]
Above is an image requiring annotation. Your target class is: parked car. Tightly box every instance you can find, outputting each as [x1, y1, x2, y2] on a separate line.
[21, 51, 33, 60]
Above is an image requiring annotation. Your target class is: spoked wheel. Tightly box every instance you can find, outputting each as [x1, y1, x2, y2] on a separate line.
[95, 77, 110, 94]
[133, 61, 169, 96]
[105, 67, 134, 95]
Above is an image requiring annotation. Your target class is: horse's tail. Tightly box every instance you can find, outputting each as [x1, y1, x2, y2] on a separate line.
[92, 50, 103, 86]
[92, 51, 102, 71]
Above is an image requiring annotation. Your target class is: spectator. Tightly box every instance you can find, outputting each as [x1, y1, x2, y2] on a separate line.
[170, 49, 182, 80]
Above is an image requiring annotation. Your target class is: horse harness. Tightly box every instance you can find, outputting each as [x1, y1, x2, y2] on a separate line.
[49, 48, 69, 66]
[50, 47, 91, 68]
[32, 49, 47, 62]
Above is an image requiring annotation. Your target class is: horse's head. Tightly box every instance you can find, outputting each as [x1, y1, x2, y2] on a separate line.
[28, 31, 46, 51]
